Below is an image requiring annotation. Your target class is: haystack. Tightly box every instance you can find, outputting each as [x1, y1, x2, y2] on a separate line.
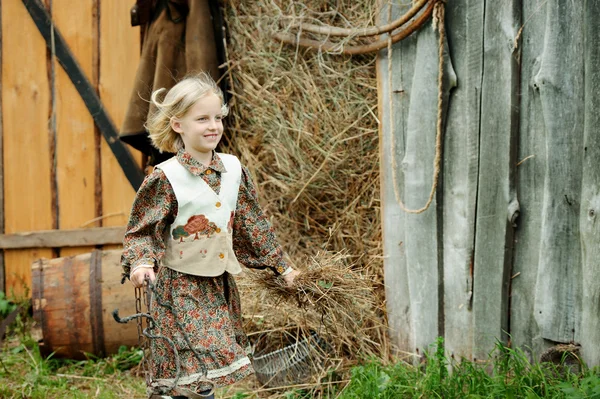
[221, 0, 388, 394]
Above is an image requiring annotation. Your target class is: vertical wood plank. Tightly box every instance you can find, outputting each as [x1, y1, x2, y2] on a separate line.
[532, 1, 584, 344]
[0, 0, 4, 293]
[1, 0, 53, 298]
[54, 0, 97, 258]
[401, 22, 440, 356]
[579, 0, 600, 366]
[511, 1, 548, 360]
[377, 0, 418, 355]
[99, 0, 141, 243]
[400, 12, 456, 356]
[472, 0, 521, 360]
[442, 0, 483, 361]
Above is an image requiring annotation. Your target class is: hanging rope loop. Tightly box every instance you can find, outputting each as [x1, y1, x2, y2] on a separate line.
[388, 0, 447, 214]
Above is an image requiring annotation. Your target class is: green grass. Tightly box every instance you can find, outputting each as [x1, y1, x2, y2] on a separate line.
[334, 338, 600, 399]
[0, 303, 146, 399]
[0, 336, 146, 398]
[2, 297, 599, 399]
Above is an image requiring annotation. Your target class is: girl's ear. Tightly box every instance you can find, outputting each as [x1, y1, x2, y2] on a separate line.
[170, 117, 183, 133]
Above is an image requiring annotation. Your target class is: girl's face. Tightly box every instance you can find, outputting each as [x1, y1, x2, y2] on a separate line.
[171, 93, 224, 161]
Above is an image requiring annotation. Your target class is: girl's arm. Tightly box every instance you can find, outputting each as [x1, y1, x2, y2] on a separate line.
[232, 166, 296, 278]
[121, 168, 177, 284]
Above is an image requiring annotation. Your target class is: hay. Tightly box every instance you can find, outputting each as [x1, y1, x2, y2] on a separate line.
[237, 251, 387, 396]
[221, 1, 389, 396]
[263, 257, 373, 315]
[244, 251, 384, 358]
[222, 0, 381, 265]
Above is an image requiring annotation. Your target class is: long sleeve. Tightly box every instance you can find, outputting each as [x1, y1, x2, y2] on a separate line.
[232, 166, 291, 275]
[121, 168, 178, 281]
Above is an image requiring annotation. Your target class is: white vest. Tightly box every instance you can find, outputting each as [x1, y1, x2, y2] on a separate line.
[156, 153, 243, 276]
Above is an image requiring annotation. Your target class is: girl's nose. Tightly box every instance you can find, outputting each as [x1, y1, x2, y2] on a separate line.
[209, 118, 220, 130]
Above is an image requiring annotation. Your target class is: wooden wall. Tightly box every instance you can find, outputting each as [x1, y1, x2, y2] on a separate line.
[378, 0, 600, 366]
[0, 0, 141, 298]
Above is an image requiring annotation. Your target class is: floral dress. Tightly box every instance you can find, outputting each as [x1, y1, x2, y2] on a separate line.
[121, 150, 290, 395]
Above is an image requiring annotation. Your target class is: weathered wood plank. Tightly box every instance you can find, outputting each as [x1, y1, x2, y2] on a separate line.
[54, 0, 97, 258]
[400, 8, 456, 356]
[400, 23, 439, 356]
[1, 0, 53, 298]
[442, 0, 483, 361]
[0, 227, 126, 249]
[510, 0, 548, 361]
[579, 0, 600, 366]
[532, 1, 584, 344]
[377, 0, 418, 355]
[99, 0, 142, 245]
[472, 0, 521, 360]
[0, 0, 4, 293]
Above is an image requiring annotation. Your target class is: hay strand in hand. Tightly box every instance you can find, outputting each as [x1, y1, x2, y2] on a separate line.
[268, 253, 373, 314]
[245, 251, 385, 360]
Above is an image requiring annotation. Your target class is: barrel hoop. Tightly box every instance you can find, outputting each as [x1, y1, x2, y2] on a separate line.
[89, 250, 106, 357]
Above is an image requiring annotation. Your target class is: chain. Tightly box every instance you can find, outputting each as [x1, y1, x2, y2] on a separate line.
[135, 284, 152, 386]
[114, 274, 215, 398]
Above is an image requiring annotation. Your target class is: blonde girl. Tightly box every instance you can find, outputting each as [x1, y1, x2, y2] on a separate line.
[121, 72, 299, 399]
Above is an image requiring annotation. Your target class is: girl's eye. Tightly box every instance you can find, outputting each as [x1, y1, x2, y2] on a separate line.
[215, 116, 223, 121]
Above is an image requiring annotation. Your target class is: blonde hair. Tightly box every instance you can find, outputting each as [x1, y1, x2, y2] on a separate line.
[145, 72, 229, 153]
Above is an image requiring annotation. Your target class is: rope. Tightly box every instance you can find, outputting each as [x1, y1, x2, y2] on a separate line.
[273, 0, 435, 55]
[289, 0, 429, 38]
[389, 0, 446, 214]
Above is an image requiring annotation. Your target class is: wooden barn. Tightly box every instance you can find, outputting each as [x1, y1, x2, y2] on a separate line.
[0, 0, 598, 369]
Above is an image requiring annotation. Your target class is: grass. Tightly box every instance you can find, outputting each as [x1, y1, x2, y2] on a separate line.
[0, 337, 146, 398]
[2, 300, 599, 398]
[0, 307, 146, 399]
[331, 338, 600, 399]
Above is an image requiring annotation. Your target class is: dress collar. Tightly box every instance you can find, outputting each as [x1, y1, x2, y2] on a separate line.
[176, 149, 227, 176]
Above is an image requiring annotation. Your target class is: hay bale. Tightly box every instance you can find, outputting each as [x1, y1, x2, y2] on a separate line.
[222, 0, 382, 271]
[222, 1, 389, 393]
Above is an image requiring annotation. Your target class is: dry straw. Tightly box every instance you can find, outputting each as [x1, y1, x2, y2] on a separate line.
[244, 251, 385, 358]
[236, 250, 387, 395]
[221, 0, 390, 396]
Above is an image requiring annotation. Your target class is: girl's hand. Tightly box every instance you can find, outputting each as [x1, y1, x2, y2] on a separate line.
[130, 266, 156, 288]
[282, 268, 300, 287]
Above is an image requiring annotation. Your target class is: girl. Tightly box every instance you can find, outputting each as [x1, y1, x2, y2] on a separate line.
[121, 72, 299, 399]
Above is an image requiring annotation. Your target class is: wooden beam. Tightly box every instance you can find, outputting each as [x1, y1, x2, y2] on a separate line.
[0, 227, 125, 249]
[532, 1, 584, 344]
[579, 0, 600, 366]
[54, 0, 97, 260]
[376, 1, 417, 355]
[99, 0, 142, 242]
[471, 0, 521, 360]
[441, 1, 483, 361]
[0, 0, 4, 293]
[3, 0, 53, 298]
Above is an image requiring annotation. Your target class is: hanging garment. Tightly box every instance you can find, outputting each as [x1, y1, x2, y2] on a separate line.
[120, 0, 220, 165]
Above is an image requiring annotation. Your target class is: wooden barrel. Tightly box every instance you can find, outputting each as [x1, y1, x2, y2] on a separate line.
[31, 250, 139, 359]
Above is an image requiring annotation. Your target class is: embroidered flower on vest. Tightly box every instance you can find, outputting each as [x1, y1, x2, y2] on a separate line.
[172, 214, 220, 242]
